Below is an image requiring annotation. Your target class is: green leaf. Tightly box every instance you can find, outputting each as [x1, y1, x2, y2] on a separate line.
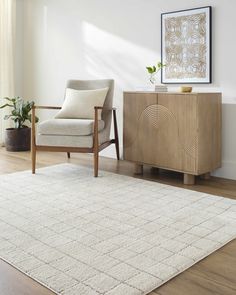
[157, 62, 166, 69]
[3, 97, 13, 102]
[1, 96, 38, 127]
[3, 97, 17, 104]
[146, 66, 154, 74]
[0, 103, 13, 109]
[28, 114, 39, 123]
[146, 67, 152, 74]
[4, 115, 12, 120]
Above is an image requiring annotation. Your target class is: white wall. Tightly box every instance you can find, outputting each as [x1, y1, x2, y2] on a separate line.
[17, 0, 236, 180]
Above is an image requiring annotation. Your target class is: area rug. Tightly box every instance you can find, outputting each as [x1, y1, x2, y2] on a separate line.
[0, 164, 236, 295]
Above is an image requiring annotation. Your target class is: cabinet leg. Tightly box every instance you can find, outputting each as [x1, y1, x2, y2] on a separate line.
[151, 167, 160, 174]
[201, 172, 211, 180]
[134, 163, 143, 175]
[184, 173, 195, 185]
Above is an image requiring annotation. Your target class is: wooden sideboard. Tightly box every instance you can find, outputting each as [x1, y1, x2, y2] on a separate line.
[123, 91, 222, 184]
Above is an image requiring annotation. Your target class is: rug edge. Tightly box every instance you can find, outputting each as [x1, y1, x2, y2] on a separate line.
[1, 236, 236, 295]
[147, 235, 236, 294]
[0, 256, 59, 295]
[0, 162, 226, 199]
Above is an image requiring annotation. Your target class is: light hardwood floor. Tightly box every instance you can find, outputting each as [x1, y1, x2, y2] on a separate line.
[0, 148, 235, 295]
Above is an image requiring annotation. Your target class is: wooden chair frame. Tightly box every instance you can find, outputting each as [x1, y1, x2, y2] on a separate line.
[31, 105, 120, 177]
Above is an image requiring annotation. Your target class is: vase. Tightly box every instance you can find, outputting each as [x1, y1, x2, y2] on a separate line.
[5, 127, 31, 151]
[149, 73, 156, 85]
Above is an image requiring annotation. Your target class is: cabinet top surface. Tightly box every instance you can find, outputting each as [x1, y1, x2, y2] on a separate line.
[123, 91, 222, 95]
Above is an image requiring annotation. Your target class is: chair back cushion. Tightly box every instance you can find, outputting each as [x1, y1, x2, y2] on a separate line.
[55, 87, 108, 120]
[63, 79, 114, 143]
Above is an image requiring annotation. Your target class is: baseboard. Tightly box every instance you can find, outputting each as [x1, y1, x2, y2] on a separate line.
[100, 145, 123, 159]
[212, 161, 236, 181]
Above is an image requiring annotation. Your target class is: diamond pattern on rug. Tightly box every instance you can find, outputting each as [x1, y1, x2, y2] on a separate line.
[0, 164, 236, 295]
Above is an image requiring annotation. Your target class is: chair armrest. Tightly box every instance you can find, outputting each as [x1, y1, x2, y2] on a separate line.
[33, 105, 62, 110]
[94, 106, 116, 111]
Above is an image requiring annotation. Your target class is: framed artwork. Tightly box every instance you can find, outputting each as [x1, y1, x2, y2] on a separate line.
[161, 6, 212, 84]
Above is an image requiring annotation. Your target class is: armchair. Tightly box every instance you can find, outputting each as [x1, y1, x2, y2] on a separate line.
[31, 79, 119, 177]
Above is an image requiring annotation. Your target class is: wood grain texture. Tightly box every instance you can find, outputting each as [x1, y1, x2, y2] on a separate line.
[34, 106, 61, 110]
[157, 93, 197, 173]
[197, 93, 222, 174]
[123, 92, 222, 180]
[152, 243, 236, 295]
[0, 149, 235, 295]
[93, 106, 99, 177]
[123, 92, 158, 163]
[0, 259, 55, 295]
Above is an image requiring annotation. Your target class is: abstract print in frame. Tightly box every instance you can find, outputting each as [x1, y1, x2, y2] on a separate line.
[161, 6, 212, 84]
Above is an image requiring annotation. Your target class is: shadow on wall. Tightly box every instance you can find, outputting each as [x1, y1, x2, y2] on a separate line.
[22, 0, 160, 110]
[64, 0, 160, 52]
[82, 22, 155, 89]
[21, 0, 236, 177]
[22, 0, 161, 160]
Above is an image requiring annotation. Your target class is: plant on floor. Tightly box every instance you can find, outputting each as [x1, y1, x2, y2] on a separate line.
[0, 97, 39, 151]
[146, 61, 166, 84]
[0, 97, 38, 128]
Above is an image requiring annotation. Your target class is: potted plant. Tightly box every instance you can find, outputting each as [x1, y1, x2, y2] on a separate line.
[146, 61, 166, 85]
[0, 97, 38, 151]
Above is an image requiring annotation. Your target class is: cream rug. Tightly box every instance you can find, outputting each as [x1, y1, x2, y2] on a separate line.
[0, 164, 236, 295]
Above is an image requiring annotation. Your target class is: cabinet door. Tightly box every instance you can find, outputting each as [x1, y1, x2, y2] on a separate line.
[123, 92, 158, 163]
[157, 93, 198, 173]
[124, 92, 198, 173]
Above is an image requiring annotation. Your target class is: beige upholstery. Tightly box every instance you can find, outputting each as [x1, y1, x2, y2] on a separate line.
[55, 88, 108, 120]
[36, 79, 114, 148]
[37, 130, 108, 148]
[32, 79, 119, 177]
[38, 119, 105, 136]
[65, 80, 114, 144]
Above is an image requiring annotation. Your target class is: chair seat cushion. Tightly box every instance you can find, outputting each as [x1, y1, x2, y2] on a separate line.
[36, 130, 108, 148]
[37, 134, 94, 148]
[38, 119, 105, 136]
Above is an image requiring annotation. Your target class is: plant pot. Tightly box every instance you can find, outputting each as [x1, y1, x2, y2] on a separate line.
[5, 127, 31, 152]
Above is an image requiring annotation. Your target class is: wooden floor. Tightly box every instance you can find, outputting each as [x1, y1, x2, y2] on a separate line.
[0, 148, 235, 295]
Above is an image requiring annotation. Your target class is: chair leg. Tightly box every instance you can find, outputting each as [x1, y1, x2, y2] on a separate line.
[115, 138, 120, 160]
[113, 109, 120, 160]
[94, 149, 99, 177]
[32, 147, 36, 174]
[93, 107, 99, 177]
[67, 152, 71, 159]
